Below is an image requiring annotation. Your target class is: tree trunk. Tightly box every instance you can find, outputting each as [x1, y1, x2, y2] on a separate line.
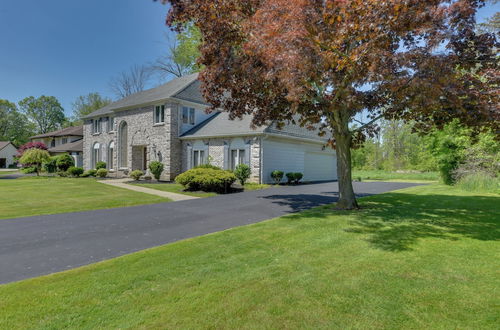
[333, 118, 359, 210]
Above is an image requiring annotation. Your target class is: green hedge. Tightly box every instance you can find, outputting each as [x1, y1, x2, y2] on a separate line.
[176, 167, 236, 193]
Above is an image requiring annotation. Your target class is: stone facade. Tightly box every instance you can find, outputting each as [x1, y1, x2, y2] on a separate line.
[83, 102, 182, 181]
[181, 136, 262, 183]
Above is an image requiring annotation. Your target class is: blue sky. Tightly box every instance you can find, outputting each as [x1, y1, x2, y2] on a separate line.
[0, 1, 498, 117]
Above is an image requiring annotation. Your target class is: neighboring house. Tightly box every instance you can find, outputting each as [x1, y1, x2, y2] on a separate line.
[30, 126, 84, 167]
[83, 74, 337, 183]
[0, 141, 18, 168]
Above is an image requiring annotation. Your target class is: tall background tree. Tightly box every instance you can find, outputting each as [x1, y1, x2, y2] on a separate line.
[0, 99, 35, 145]
[71, 92, 112, 124]
[152, 23, 202, 78]
[163, 0, 499, 209]
[109, 64, 153, 99]
[18, 96, 65, 135]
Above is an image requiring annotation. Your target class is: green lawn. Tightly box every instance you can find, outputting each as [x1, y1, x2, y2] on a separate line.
[353, 169, 439, 182]
[0, 177, 168, 220]
[135, 182, 271, 197]
[1, 184, 498, 328]
[0, 170, 19, 176]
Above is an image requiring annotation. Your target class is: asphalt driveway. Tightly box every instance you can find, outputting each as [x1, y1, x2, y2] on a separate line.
[0, 181, 419, 284]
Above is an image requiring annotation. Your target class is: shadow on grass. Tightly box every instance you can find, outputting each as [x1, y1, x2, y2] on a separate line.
[274, 192, 500, 251]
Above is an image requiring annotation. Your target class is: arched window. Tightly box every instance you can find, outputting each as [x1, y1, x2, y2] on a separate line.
[92, 142, 101, 169]
[108, 141, 115, 170]
[119, 121, 128, 168]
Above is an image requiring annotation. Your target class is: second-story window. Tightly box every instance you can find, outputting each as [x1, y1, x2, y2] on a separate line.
[182, 107, 195, 125]
[154, 105, 165, 124]
[107, 117, 114, 132]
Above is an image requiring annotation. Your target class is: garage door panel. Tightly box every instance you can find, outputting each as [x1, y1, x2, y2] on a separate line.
[304, 152, 336, 182]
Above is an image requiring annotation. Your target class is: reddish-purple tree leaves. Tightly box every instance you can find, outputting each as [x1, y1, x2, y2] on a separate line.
[162, 0, 499, 209]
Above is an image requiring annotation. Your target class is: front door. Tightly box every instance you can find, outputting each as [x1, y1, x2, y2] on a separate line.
[0, 158, 6, 168]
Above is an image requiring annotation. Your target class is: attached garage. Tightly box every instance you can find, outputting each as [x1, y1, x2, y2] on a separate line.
[262, 137, 337, 183]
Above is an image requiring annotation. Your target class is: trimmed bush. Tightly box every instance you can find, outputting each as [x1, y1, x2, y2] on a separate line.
[130, 170, 144, 181]
[21, 166, 37, 174]
[293, 172, 303, 184]
[270, 170, 284, 184]
[234, 164, 251, 186]
[57, 171, 69, 177]
[56, 154, 75, 172]
[82, 169, 97, 177]
[95, 161, 107, 170]
[96, 168, 108, 178]
[176, 167, 236, 193]
[148, 161, 164, 180]
[43, 156, 59, 173]
[68, 166, 84, 177]
[194, 164, 221, 170]
[285, 172, 303, 184]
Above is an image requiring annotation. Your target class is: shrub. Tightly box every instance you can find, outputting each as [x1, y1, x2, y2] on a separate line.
[293, 172, 303, 184]
[82, 169, 97, 177]
[148, 161, 164, 180]
[270, 170, 284, 184]
[56, 154, 75, 172]
[68, 166, 84, 177]
[43, 156, 59, 173]
[194, 164, 221, 170]
[285, 172, 303, 184]
[57, 171, 69, 177]
[96, 168, 108, 178]
[95, 161, 107, 170]
[456, 172, 499, 194]
[130, 170, 143, 181]
[234, 164, 251, 185]
[21, 166, 37, 174]
[19, 148, 50, 176]
[176, 167, 236, 193]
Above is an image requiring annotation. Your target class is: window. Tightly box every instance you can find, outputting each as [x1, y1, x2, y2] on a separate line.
[189, 108, 195, 125]
[107, 117, 114, 132]
[108, 141, 115, 170]
[62, 138, 67, 144]
[92, 118, 101, 134]
[119, 122, 128, 168]
[92, 143, 101, 169]
[154, 105, 165, 124]
[51, 139, 56, 148]
[182, 106, 196, 125]
[230, 149, 246, 170]
[193, 150, 205, 167]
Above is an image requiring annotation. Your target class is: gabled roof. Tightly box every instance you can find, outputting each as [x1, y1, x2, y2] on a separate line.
[0, 141, 14, 151]
[48, 139, 83, 153]
[181, 112, 329, 143]
[30, 126, 83, 139]
[83, 73, 200, 119]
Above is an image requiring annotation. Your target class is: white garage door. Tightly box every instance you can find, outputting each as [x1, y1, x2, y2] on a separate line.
[304, 152, 336, 182]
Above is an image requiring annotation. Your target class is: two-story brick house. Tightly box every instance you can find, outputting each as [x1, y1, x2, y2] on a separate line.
[83, 74, 337, 183]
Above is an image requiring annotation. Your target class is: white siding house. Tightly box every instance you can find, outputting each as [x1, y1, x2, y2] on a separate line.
[0, 142, 18, 168]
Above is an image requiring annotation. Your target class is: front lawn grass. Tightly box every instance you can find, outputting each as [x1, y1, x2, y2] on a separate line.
[353, 169, 439, 182]
[0, 184, 498, 328]
[0, 170, 19, 176]
[0, 177, 168, 220]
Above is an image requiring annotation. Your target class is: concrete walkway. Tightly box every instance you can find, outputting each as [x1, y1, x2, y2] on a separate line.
[98, 178, 199, 201]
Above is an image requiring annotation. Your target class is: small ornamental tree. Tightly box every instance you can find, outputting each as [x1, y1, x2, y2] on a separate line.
[17, 141, 48, 158]
[19, 149, 50, 176]
[163, 0, 499, 209]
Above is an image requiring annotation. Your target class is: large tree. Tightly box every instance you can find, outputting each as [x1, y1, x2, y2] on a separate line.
[153, 23, 202, 78]
[18, 96, 65, 135]
[163, 0, 499, 209]
[71, 92, 112, 124]
[109, 64, 153, 99]
[0, 99, 34, 145]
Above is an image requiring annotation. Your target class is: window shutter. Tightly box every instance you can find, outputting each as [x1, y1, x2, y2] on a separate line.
[223, 142, 229, 170]
[187, 145, 193, 169]
[244, 142, 251, 166]
[204, 143, 209, 164]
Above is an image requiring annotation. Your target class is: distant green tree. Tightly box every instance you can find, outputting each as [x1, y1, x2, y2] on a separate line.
[18, 96, 66, 134]
[153, 23, 202, 78]
[0, 99, 35, 145]
[71, 93, 112, 124]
